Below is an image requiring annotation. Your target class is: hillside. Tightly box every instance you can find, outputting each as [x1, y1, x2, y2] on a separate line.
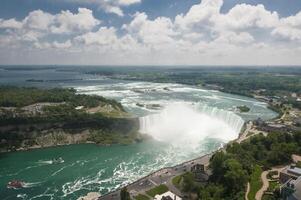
[0, 87, 141, 152]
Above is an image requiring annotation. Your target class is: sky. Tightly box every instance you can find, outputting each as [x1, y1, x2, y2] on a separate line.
[0, 0, 301, 65]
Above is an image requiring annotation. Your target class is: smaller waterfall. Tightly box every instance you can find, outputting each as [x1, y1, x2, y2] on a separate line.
[139, 103, 244, 146]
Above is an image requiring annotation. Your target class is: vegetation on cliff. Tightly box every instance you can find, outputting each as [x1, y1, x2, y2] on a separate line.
[0, 87, 140, 151]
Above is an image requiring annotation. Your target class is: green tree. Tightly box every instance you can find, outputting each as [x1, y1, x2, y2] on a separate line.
[223, 159, 248, 194]
[182, 172, 196, 192]
[199, 184, 224, 200]
[209, 151, 228, 182]
[120, 187, 130, 200]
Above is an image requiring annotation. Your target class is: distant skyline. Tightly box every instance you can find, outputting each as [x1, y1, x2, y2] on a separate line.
[1, 0, 301, 65]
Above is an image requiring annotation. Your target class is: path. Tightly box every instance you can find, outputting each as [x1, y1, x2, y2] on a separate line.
[245, 182, 250, 200]
[255, 171, 269, 200]
[255, 166, 285, 200]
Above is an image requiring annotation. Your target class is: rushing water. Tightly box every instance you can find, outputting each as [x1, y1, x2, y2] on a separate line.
[0, 67, 277, 200]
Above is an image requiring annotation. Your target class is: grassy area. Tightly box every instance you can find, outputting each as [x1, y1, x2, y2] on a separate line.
[146, 184, 169, 197]
[172, 174, 182, 189]
[134, 194, 150, 200]
[262, 194, 276, 200]
[248, 165, 263, 200]
[267, 180, 279, 192]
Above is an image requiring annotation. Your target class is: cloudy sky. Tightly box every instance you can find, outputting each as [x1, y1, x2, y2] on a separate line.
[0, 0, 301, 65]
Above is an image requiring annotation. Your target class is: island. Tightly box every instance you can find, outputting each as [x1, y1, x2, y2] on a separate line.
[237, 105, 250, 113]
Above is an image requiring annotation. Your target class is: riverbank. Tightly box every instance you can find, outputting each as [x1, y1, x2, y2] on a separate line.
[96, 93, 287, 200]
[97, 119, 258, 200]
[0, 87, 142, 153]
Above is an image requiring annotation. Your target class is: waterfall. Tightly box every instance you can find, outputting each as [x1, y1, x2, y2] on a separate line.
[139, 103, 244, 145]
[197, 104, 245, 135]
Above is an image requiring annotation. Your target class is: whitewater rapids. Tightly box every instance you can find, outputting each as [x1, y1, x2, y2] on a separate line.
[139, 103, 244, 147]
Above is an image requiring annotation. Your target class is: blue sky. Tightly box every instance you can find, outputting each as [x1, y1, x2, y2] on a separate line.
[2, 0, 301, 24]
[0, 0, 301, 65]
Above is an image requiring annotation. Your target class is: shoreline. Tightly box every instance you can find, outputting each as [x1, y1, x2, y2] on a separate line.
[98, 101, 283, 199]
[0, 84, 282, 199]
[97, 119, 259, 199]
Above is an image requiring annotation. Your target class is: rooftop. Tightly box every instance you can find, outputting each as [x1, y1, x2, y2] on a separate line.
[154, 191, 182, 200]
[287, 166, 301, 177]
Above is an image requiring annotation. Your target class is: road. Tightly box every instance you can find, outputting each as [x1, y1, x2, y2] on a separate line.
[98, 154, 212, 200]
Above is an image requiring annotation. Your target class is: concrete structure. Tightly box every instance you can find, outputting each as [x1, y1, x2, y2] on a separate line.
[77, 192, 101, 200]
[281, 176, 301, 200]
[280, 165, 301, 184]
[191, 164, 209, 182]
[292, 154, 301, 164]
[154, 191, 182, 200]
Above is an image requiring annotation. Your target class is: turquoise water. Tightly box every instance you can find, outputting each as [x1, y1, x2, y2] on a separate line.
[0, 67, 277, 199]
[0, 141, 221, 200]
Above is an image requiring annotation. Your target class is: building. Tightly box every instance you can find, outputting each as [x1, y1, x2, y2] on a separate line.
[281, 176, 301, 200]
[191, 164, 209, 182]
[154, 191, 182, 200]
[280, 165, 301, 184]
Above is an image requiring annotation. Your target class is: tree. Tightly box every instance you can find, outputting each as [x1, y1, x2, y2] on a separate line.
[223, 159, 248, 194]
[182, 172, 196, 192]
[120, 187, 130, 200]
[209, 151, 228, 182]
[199, 184, 224, 200]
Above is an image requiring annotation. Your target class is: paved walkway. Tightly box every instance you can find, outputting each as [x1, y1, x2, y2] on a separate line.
[255, 171, 269, 200]
[255, 166, 285, 200]
[245, 182, 250, 200]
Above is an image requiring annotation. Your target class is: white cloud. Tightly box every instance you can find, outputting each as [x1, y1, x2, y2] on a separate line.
[50, 8, 100, 33]
[0, 18, 23, 29]
[175, 0, 222, 33]
[219, 4, 279, 30]
[123, 12, 176, 46]
[34, 40, 72, 49]
[0, 8, 100, 34]
[62, 0, 141, 16]
[74, 27, 117, 46]
[272, 12, 301, 40]
[0, 0, 301, 65]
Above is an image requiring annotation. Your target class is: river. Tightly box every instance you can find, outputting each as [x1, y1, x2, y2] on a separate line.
[0, 66, 277, 200]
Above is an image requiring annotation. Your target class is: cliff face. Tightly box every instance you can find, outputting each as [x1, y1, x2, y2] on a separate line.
[0, 87, 141, 152]
[0, 117, 140, 152]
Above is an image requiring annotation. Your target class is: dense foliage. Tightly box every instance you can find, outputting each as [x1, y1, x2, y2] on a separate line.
[0, 87, 139, 150]
[0, 86, 124, 110]
[181, 130, 301, 200]
[96, 67, 301, 108]
[120, 187, 131, 200]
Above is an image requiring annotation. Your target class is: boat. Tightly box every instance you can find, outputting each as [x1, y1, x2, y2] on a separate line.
[7, 180, 25, 189]
[52, 157, 64, 164]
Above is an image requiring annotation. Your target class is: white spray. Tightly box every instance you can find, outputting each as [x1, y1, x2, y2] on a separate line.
[139, 103, 244, 147]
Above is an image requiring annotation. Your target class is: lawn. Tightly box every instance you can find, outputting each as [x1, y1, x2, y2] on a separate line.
[172, 174, 182, 189]
[134, 194, 150, 200]
[248, 165, 263, 200]
[146, 184, 169, 197]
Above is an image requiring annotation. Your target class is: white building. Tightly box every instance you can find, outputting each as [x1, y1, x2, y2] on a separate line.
[154, 191, 182, 200]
